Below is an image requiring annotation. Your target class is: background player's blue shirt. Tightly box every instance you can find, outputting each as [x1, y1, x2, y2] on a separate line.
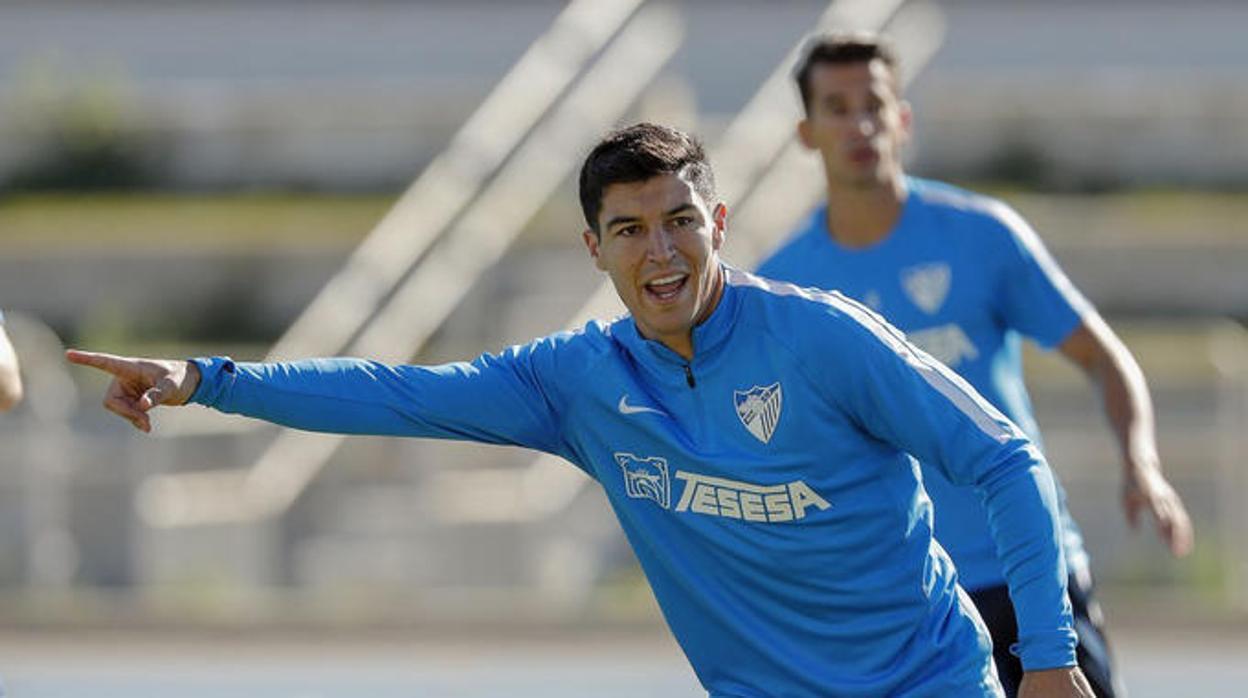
[190, 267, 1076, 696]
[756, 177, 1092, 591]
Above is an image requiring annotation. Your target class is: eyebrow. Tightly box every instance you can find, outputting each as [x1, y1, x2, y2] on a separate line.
[604, 203, 698, 232]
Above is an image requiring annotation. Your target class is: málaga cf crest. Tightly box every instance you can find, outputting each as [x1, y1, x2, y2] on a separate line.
[734, 383, 783, 444]
[901, 262, 951, 315]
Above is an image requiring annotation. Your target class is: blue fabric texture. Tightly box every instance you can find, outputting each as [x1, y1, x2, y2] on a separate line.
[757, 177, 1092, 591]
[191, 266, 1076, 694]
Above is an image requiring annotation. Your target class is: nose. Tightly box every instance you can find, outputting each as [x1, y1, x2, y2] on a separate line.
[646, 226, 676, 262]
[854, 112, 877, 137]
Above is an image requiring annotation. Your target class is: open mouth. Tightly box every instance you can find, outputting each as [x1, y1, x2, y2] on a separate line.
[849, 146, 879, 165]
[644, 272, 689, 302]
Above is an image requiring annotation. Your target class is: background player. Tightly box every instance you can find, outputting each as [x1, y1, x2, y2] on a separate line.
[756, 34, 1193, 697]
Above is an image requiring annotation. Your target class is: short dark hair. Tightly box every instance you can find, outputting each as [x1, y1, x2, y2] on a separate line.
[794, 33, 899, 113]
[578, 122, 716, 234]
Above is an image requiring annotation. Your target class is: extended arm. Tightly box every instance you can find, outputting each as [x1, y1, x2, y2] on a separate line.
[0, 323, 23, 412]
[186, 354, 564, 452]
[990, 205, 1192, 557]
[1058, 316, 1193, 557]
[67, 344, 567, 456]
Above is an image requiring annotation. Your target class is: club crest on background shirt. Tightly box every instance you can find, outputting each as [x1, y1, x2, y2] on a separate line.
[901, 263, 951, 315]
[734, 383, 783, 444]
[615, 453, 671, 509]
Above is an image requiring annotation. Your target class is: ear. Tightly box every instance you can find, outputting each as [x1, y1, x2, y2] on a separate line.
[796, 117, 816, 151]
[710, 203, 727, 250]
[582, 228, 606, 271]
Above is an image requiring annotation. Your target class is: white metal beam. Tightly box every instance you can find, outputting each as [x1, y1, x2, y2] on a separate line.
[138, 2, 685, 527]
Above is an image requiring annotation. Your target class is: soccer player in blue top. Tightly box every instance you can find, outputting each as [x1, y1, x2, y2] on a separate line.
[68, 123, 1095, 697]
[756, 34, 1194, 697]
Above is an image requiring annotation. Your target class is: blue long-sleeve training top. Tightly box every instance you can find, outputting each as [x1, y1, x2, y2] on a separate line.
[190, 266, 1075, 697]
[756, 177, 1091, 592]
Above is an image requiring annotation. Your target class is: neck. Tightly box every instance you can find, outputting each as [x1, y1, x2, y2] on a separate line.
[822, 171, 906, 249]
[664, 263, 724, 361]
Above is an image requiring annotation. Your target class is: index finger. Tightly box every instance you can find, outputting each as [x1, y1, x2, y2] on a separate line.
[66, 349, 137, 376]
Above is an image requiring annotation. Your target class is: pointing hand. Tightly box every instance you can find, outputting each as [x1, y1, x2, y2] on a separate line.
[66, 350, 201, 433]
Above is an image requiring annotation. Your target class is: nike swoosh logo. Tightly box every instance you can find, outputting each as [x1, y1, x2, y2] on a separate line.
[618, 395, 666, 416]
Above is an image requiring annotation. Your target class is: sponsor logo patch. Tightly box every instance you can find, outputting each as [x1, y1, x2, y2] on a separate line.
[674, 471, 831, 522]
[615, 454, 832, 523]
[907, 323, 980, 368]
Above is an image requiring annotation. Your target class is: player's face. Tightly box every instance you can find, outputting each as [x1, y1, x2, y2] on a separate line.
[798, 59, 911, 189]
[583, 172, 726, 359]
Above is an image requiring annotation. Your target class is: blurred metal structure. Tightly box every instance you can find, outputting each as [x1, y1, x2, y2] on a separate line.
[433, 0, 927, 526]
[135, 0, 922, 532]
[265, 0, 645, 364]
[135, 0, 684, 528]
[120, 0, 942, 606]
[157, 0, 644, 439]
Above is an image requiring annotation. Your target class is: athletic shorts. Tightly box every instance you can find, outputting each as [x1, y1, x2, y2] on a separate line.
[968, 567, 1126, 697]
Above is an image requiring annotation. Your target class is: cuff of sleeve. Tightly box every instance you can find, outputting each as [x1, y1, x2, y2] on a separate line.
[1011, 628, 1078, 671]
[188, 356, 236, 406]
